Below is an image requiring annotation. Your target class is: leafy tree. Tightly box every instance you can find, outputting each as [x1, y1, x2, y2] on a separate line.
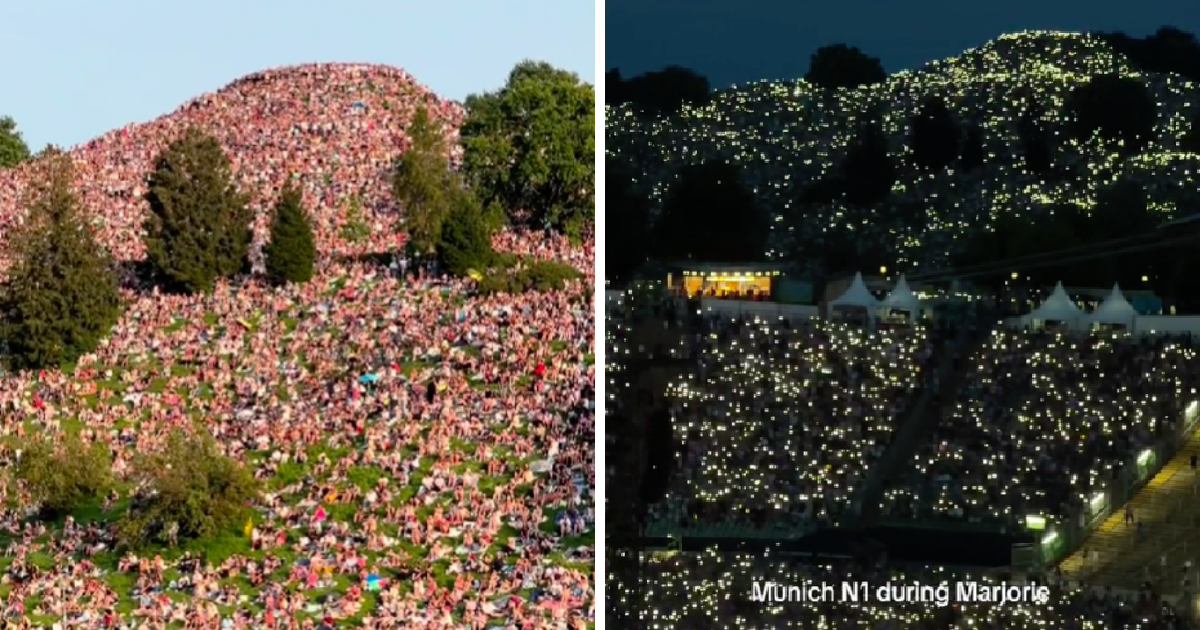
[394, 107, 456, 255]
[0, 149, 122, 371]
[461, 61, 594, 231]
[618, 66, 711, 115]
[910, 96, 960, 170]
[840, 119, 895, 205]
[1178, 108, 1200, 153]
[1065, 74, 1156, 154]
[606, 68, 626, 106]
[119, 429, 260, 549]
[960, 124, 986, 171]
[438, 192, 495, 277]
[1096, 27, 1200, 83]
[15, 432, 113, 519]
[1016, 101, 1056, 177]
[143, 128, 253, 294]
[805, 44, 887, 90]
[653, 161, 769, 262]
[0, 116, 31, 169]
[264, 181, 316, 285]
[605, 159, 653, 284]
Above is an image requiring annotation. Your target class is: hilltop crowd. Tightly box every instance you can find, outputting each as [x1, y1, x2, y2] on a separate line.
[884, 330, 1200, 524]
[0, 64, 464, 273]
[610, 549, 1189, 630]
[0, 64, 595, 630]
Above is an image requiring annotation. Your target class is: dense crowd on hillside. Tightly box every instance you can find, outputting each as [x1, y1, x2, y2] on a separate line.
[607, 290, 942, 535]
[0, 64, 595, 630]
[0, 64, 464, 274]
[606, 31, 1200, 267]
[0, 229, 594, 630]
[613, 286, 1200, 544]
[608, 549, 1189, 630]
[883, 330, 1200, 524]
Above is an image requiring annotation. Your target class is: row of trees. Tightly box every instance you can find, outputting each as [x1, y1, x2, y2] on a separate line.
[605, 44, 887, 115]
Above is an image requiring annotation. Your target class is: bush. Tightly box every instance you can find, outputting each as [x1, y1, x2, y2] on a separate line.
[119, 430, 259, 549]
[15, 432, 113, 519]
[478, 259, 582, 295]
[264, 182, 316, 285]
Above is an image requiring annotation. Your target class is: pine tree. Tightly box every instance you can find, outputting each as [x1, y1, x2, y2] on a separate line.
[394, 107, 457, 255]
[438, 192, 494, 277]
[264, 182, 316, 285]
[144, 128, 253, 294]
[0, 149, 122, 371]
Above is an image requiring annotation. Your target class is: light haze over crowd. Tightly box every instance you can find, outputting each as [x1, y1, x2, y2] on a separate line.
[4, 0, 595, 150]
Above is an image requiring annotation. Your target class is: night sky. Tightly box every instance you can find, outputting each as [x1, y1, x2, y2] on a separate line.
[607, 0, 1200, 90]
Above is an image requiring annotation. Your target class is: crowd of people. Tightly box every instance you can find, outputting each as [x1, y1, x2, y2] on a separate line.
[609, 549, 1190, 629]
[614, 286, 1200, 546]
[0, 64, 596, 629]
[0, 63, 464, 273]
[883, 330, 1200, 524]
[607, 289, 943, 535]
[606, 31, 1200, 269]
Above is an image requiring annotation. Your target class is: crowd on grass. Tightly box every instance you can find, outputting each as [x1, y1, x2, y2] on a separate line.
[0, 64, 595, 630]
[608, 549, 1191, 630]
[883, 330, 1200, 525]
[613, 288, 1200, 542]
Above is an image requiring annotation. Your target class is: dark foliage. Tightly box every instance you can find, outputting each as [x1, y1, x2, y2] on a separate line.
[143, 128, 254, 294]
[910, 96, 960, 170]
[478, 260, 582, 295]
[264, 181, 316, 285]
[0, 149, 123, 371]
[438, 192, 496, 278]
[1065, 74, 1157, 154]
[805, 44, 887, 90]
[119, 430, 260, 549]
[607, 66, 712, 115]
[605, 158, 653, 284]
[840, 119, 895, 205]
[653, 161, 770, 262]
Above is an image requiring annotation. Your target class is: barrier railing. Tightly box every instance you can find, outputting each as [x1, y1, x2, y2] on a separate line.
[1012, 400, 1200, 569]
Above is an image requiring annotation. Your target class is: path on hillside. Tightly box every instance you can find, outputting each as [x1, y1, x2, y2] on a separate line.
[1060, 422, 1200, 594]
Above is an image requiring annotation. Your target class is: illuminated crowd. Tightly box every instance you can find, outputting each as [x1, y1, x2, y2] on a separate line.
[0, 65, 595, 630]
[883, 329, 1200, 523]
[608, 549, 1187, 630]
[606, 31, 1200, 268]
[627, 301, 941, 534]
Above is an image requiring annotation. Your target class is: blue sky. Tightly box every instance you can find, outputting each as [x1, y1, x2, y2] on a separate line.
[608, 0, 1200, 89]
[3, 0, 595, 149]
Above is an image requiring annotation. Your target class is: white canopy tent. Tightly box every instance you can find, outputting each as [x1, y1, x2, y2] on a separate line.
[1020, 281, 1084, 329]
[880, 274, 922, 318]
[828, 272, 880, 325]
[1084, 283, 1139, 329]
